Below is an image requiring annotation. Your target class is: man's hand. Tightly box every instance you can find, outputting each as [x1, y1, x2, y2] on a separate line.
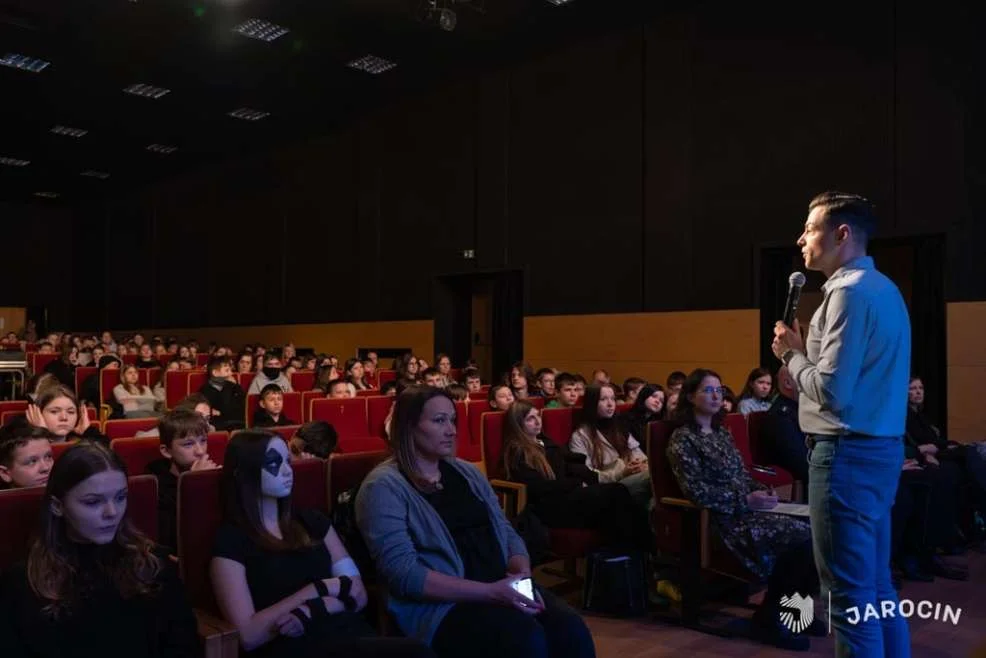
[772, 320, 805, 360]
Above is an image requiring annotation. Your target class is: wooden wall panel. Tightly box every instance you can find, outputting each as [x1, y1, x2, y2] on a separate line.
[524, 309, 759, 392]
[947, 302, 986, 443]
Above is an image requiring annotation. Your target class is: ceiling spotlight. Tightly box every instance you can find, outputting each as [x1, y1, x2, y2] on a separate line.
[0, 156, 30, 167]
[545, 0, 575, 4]
[34, 191, 59, 199]
[0, 53, 50, 73]
[123, 83, 171, 99]
[234, 18, 290, 42]
[147, 144, 178, 154]
[51, 125, 88, 138]
[347, 55, 397, 75]
[418, 0, 458, 31]
[228, 107, 269, 121]
[80, 170, 110, 179]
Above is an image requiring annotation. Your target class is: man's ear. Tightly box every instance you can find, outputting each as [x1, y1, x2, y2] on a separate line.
[0, 465, 12, 484]
[159, 443, 173, 460]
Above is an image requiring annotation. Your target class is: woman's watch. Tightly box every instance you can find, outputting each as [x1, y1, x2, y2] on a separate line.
[337, 575, 357, 612]
[781, 348, 796, 364]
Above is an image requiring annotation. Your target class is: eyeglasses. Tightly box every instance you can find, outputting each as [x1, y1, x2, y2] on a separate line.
[700, 386, 725, 396]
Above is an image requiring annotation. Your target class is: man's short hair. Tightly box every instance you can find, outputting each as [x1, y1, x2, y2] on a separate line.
[462, 367, 481, 382]
[0, 426, 54, 467]
[159, 409, 210, 447]
[207, 354, 231, 373]
[260, 383, 284, 400]
[554, 372, 577, 389]
[809, 191, 876, 245]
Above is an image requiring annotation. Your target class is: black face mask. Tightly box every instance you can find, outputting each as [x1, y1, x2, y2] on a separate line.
[263, 367, 281, 380]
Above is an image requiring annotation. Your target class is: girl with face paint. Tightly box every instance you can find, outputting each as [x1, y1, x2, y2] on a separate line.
[0, 442, 199, 657]
[210, 431, 433, 658]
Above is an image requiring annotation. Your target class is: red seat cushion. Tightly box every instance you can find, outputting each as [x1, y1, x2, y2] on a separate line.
[366, 396, 393, 440]
[310, 398, 370, 440]
[480, 411, 506, 475]
[290, 371, 315, 392]
[328, 451, 390, 508]
[541, 407, 574, 446]
[104, 418, 159, 440]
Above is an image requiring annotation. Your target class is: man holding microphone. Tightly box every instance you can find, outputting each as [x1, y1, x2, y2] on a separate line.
[772, 192, 911, 657]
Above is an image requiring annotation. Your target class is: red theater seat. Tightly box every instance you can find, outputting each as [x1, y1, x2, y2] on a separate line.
[541, 407, 575, 446]
[195, 354, 209, 367]
[264, 424, 301, 444]
[105, 417, 158, 440]
[302, 390, 324, 422]
[338, 436, 389, 453]
[290, 371, 314, 392]
[480, 411, 505, 475]
[525, 397, 546, 410]
[237, 372, 255, 392]
[290, 457, 330, 515]
[165, 370, 192, 409]
[75, 367, 97, 395]
[31, 352, 59, 373]
[310, 398, 370, 440]
[723, 413, 793, 491]
[366, 395, 393, 440]
[376, 370, 397, 388]
[327, 451, 390, 512]
[99, 368, 121, 406]
[0, 400, 28, 417]
[468, 391, 487, 401]
[355, 389, 378, 398]
[466, 399, 490, 446]
[188, 371, 207, 395]
[453, 401, 474, 461]
[746, 411, 799, 496]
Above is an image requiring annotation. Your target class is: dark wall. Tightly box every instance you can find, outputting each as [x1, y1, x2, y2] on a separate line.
[76, 0, 983, 328]
[0, 201, 75, 331]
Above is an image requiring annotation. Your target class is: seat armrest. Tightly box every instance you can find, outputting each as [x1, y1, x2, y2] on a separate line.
[490, 479, 527, 519]
[657, 497, 711, 567]
[195, 608, 239, 658]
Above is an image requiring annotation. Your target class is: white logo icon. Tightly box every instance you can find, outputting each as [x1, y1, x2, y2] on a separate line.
[779, 592, 814, 634]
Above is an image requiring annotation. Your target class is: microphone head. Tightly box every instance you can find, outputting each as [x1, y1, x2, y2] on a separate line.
[789, 271, 807, 289]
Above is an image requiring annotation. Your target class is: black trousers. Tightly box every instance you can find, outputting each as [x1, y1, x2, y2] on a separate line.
[431, 589, 595, 658]
[534, 483, 653, 552]
[763, 539, 818, 606]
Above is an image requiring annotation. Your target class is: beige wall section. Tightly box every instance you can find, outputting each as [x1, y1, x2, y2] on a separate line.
[947, 302, 986, 443]
[0, 307, 27, 336]
[524, 309, 761, 392]
[140, 321, 434, 365]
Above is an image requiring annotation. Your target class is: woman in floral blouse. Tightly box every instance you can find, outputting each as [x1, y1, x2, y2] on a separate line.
[666, 368, 820, 651]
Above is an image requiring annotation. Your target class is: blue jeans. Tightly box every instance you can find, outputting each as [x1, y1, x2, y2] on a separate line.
[808, 436, 910, 657]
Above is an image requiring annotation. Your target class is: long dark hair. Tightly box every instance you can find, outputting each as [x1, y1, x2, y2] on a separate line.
[27, 442, 160, 619]
[673, 368, 725, 432]
[501, 400, 554, 481]
[577, 383, 630, 468]
[629, 383, 664, 419]
[220, 430, 311, 552]
[739, 367, 773, 401]
[390, 385, 455, 492]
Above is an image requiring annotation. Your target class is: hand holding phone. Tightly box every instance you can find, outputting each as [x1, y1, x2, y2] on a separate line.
[511, 577, 535, 602]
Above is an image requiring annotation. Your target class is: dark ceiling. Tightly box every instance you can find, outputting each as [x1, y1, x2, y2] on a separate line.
[0, 0, 648, 205]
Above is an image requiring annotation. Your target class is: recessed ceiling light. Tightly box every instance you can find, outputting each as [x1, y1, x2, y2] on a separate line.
[0, 156, 30, 167]
[228, 108, 270, 121]
[80, 170, 110, 180]
[123, 83, 171, 99]
[34, 191, 59, 199]
[0, 53, 50, 73]
[347, 54, 397, 75]
[234, 18, 290, 42]
[51, 125, 88, 138]
[146, 144, 178, 154]
[545, 0, 575, 4]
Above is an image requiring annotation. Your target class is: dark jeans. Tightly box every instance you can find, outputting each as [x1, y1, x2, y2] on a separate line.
[431, 588, 595, 658]
[808, 436, 910, 657]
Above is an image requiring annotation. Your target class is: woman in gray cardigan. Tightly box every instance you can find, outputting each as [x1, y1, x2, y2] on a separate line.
[356, 386, 595, 658]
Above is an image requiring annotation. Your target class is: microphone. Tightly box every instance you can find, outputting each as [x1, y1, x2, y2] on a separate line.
[782, 272, 807, 327]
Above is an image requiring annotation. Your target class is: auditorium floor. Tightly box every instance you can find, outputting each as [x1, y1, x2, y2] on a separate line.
[551, 551, 985, 658]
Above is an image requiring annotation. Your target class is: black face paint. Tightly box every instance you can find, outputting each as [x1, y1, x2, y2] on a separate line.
[263, 448, 284, 477]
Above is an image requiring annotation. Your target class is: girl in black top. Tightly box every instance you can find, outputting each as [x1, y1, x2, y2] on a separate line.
[43, 343, 78, 390]
[500, 400, 652, 551]
[26, 384, 108, 445]
[0, 442, 199, 658]
[620, 384, 665, 447]
[210, 430, 432, 658]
